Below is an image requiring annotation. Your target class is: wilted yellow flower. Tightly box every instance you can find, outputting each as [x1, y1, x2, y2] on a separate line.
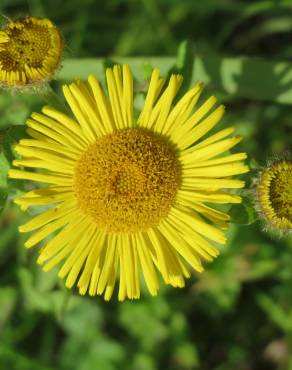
[0, 16, 63, 88]
[256, 158, 292, 234]
[9, 65, 248, 300]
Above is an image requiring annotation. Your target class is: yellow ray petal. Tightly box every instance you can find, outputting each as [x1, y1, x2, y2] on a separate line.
[178, 105, 225, 149]
[88, 74, 115, 133]
[89, 247, 107, 296]
[183, 153, 247, 168]
[184, 127, 235, 153]
[166, 219, 216, 261]
[118, 235, 127, 302]
[41, 217, 90, 271]
[19, 138, 79, 159]
[13, 158, 73, 174]
[192, 203, 230, 221]
[19, 200, 75, 232]
[57, 223, 95, 278]
[106, 66, 125, 129]
[158, 221, 204, 272]
[181, 177, 245, 190]
[130, 233, 140, 298]
[31, 112, 86, 150]
[165, 82, 204, 136]
[27, 118, 76, 148]
[180, 136, 243, 164]
[42, 243, 72, 272]
[78, 230, 106, 294]
[26, 127, 57, 143]
[122, 64, 134, 128]
[170, 207, 226, 245]
[167, 213, 220, 258]
[96, 234, 117, 295]
[172, 96, 217, 142]
[68, 83, 106, 137]
[104, 250, 119, 301]
[38, 215, 88, 264]
[148, 75, 183, 133]
[14, 188, 72, 207]
[135, 232, 159, 296]
[182, 163, 249, 178]
[41, 106, 87, 143]
[121, 233, 137, 299]
[146, 228, 169, 283]
[154, 75, 182, 133]
[62, 84, 96, 142]
[62, 225, 97, 286]
[177, 189, 242, 204]
[147, 228, 185, 287]
[138, 69, 164, 127]
[9, 169, 72, 186]
[24, 209, 80, 248]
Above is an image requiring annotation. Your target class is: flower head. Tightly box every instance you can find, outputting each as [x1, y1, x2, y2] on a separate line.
[256, 158, 292, 234]
[0, 16, 63, 88]
[9, 65, 248, 300]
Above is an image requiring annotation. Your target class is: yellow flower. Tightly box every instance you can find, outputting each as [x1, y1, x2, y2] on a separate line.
[256, 159, 292, 234]
[9, 65, 249, 300]
[0, 16, 63, 88]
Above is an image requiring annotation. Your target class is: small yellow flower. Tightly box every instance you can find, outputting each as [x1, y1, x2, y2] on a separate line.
[9, 65, 249, 301]
[257, 159, 292, 234]
[0, 16, 63, 88]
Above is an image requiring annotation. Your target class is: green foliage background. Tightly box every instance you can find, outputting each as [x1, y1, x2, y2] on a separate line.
[0, 1, 292, 369]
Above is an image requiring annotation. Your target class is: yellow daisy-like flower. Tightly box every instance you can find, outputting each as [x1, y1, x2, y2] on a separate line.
[0, 16, 63, 88]
[9, 65, 249, 301]
[257, 159, 292, 233]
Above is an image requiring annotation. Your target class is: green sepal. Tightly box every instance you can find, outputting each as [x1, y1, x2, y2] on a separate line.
[229, 195, 257, 225]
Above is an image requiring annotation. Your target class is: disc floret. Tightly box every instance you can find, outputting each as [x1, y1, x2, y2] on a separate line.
[73, 128, 181, 233]
[257, 159, 292, 234]
[0, 16, 63, 88]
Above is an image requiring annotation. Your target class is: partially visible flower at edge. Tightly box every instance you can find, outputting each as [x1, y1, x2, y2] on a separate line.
[0, 16, 63, 89]
[9, 65, 249, 301]
[256, 156, 292, 235]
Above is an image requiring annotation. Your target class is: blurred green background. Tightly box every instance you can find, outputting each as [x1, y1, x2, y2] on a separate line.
[0, 0, 292, 369]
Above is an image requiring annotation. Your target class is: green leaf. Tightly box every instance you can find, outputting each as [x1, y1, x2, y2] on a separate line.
[0, 287, 17, 325]
[229, 195, 257, 225]
[0, 151, 9, 188]
[169, 40, 194, 95]
[256, 293, 292, 333]
[0, 126, 27, 192]
[60, 56, 292, 105]
[0, 188, 8, 215]
[175, 343, 199, 369]
[2, 125, 27, 164]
